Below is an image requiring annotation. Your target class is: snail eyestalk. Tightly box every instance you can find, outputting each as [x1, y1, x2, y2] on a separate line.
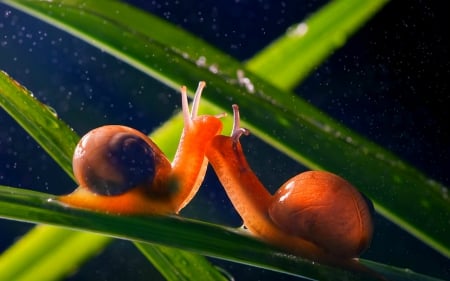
[231, 104, 249, 142]
[180, 85, 192, 128]
[191, 81, 206, 119]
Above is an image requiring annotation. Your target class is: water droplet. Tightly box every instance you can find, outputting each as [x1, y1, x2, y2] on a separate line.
[214, 266, 235, 281]
[45, 104, 58, 118]
[441, 186, 448, 199]
[345, 136, 353, 144]
[288, 22, 308, 37]
[209, 64, 219, 74]
[236, 70, 255, 93]
[196, 56, 206, 67]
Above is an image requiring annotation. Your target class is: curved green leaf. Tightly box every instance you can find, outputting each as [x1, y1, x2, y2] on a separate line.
[0, 70, 79, 180]
[1, 184, 441, 281]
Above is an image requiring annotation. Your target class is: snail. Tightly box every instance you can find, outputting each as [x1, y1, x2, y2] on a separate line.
[60, 81, 223, 214]
[206, 105, 381, 278]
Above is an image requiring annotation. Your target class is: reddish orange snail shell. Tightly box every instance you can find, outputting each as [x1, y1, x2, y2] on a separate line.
[59, 81, 223, 215]
[72, 125, 159, 197]
[268, 170, 373, 259]
[206, 104, 380, 278]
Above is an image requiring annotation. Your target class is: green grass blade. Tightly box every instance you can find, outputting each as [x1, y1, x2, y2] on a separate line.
[359, 260, 444, 281]
[0, 71, 227, 280]
[0, 70, 79, 179]
[136, 243, 228, 281]
[246, 0, 389, 90]
[2, 184, 441, 281]
[0, 225, 111, 281]
[1, 0, 232, 91]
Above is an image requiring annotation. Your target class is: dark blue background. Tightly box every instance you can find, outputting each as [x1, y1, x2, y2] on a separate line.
[1, 1, 449, 280]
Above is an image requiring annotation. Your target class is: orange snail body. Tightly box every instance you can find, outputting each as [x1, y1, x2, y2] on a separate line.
[206, 105, 381, 278]
[60, 82, 223, 215]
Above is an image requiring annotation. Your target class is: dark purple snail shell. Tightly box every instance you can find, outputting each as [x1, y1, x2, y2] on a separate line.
[73, 126, 156, 196]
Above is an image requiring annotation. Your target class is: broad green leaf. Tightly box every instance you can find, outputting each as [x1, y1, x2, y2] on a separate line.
[3, 0, 447, 258]
[0, 70, 227, 281]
